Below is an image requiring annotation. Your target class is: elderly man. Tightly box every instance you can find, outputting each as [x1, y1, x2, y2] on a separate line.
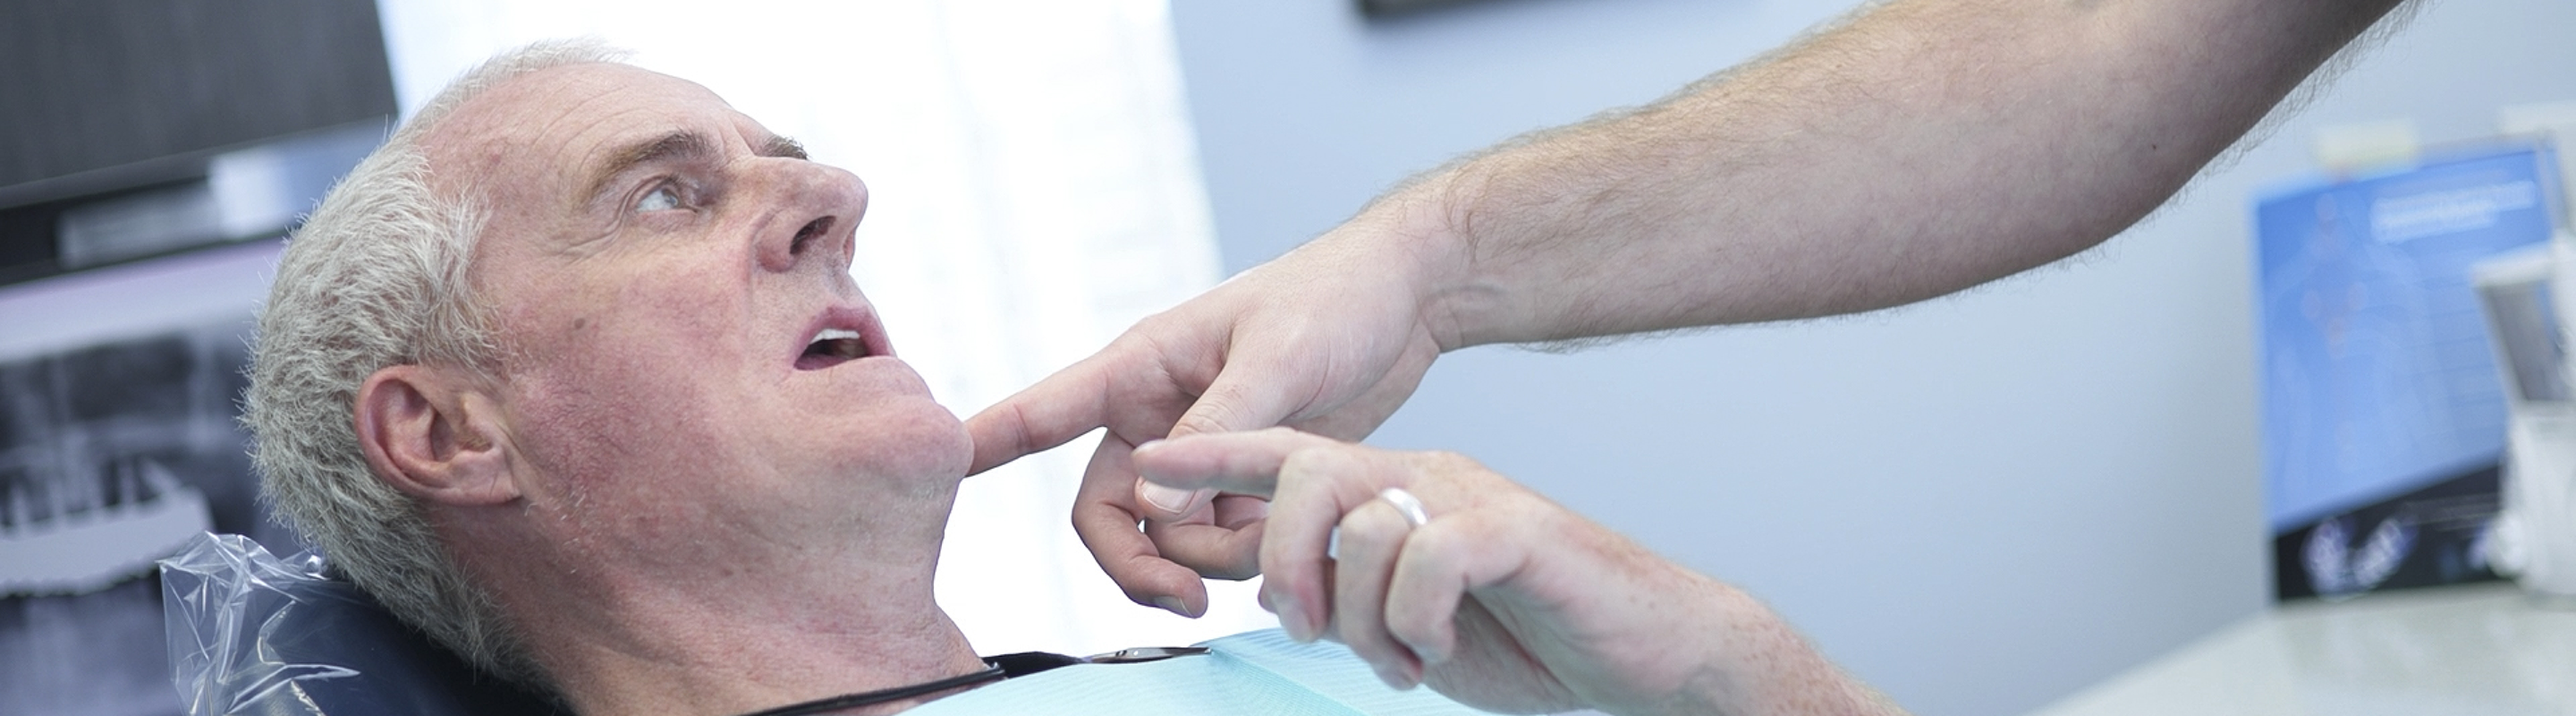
[244, 41, 1898, 716]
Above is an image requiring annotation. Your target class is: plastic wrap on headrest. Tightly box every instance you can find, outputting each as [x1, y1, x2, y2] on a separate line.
[158, 533, 563, 716]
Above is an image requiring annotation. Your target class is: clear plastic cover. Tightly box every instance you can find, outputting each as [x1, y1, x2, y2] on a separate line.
[158, 532, 560, 716]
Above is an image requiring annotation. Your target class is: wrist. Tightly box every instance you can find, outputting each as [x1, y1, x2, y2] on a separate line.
[1334, 166, 1510, 353]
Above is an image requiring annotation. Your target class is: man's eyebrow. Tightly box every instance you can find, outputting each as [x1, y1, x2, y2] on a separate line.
[759, 135, 809, 160]
[583, 130, 716, 203]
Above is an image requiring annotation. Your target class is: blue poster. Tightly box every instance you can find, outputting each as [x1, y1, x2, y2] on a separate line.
[2255, 143, 2560, 600]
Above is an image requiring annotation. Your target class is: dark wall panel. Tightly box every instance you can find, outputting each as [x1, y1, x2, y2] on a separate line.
[0, 0, 396, 191]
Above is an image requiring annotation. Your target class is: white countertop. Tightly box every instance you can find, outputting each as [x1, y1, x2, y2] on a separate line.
[2029, 583, 2576, 716]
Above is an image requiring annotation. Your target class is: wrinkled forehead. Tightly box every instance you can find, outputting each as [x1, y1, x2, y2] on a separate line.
[417, 62, 760, 210]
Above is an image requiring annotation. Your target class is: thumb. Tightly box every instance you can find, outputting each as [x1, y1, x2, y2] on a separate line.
[1148, 345, 1309, 517]
[1135, 478, 1216, 519]
[1132, 428, 1345, 499]
[1141, 368, 1304, 519]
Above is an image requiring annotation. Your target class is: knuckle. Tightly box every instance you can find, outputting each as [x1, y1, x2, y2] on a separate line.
[1174, 544, 1262, 581]
[1070, 504, 1129, 535]
[1278, 446, 1331, 479]
[1337, 503, 1407, 541]
[1222, 538, 1264, 578]
[1335, 617, 1394, 653]
[1203, 562, 1260, 581]
[1384, 612, 1439, 651]
[1258, 544, 1302, 585]
[1421, 449, 1479, 471]
[1398, 519, 1456, 552]
[981, 403, 1031, 453]
[1170, 410, 1230, 438]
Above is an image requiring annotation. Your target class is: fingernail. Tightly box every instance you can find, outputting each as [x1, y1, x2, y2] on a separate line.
[1139, 482, 1199, 514]
[1151, 596, 1192, 618]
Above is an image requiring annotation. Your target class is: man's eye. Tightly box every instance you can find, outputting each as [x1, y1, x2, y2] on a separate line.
[637, 183, 682, 212]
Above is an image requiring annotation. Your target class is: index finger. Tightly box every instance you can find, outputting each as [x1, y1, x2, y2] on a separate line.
[1130, 427, 1352, 496]
[963, 355, 1115, 475]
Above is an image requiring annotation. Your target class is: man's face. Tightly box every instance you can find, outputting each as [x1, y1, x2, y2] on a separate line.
[422, 63, 969, 570]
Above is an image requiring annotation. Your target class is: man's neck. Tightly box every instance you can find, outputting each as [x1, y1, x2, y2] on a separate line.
[502, 558, 987, 715]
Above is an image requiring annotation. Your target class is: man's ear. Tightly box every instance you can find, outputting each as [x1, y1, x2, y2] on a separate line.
[354, 365, 521, 507]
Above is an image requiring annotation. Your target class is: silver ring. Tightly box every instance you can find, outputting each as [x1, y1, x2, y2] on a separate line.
[1377, 487, 1430, 528]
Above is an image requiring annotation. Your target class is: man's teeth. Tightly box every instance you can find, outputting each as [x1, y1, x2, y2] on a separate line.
[805, 328, 869, 361]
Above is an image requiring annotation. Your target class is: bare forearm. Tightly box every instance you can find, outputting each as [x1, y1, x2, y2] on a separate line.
[1671, 582, 1907, 716]
[1000, 0, 2408, 630]
[1370, 0, 2405, 348]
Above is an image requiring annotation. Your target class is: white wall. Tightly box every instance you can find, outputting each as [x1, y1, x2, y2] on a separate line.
[1165, 1, 2576, 713]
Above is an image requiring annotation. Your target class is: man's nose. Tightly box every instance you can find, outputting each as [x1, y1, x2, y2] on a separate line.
[751, 158, 868, 274]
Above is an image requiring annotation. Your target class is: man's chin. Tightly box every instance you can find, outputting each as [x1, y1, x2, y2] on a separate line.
[819, 413, 974, 487]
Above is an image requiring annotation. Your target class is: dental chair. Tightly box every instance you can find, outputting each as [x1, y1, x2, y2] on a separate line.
[160, 533, 565, 716]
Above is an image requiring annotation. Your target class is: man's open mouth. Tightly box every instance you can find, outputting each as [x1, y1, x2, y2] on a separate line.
[797, 328, 870, 371]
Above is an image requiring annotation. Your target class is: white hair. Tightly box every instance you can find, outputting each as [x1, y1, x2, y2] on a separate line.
[246, 38, 629, 687]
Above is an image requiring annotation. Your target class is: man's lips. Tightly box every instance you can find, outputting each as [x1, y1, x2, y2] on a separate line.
[797, 328, 869, 370]
[795, 306, 891, 371]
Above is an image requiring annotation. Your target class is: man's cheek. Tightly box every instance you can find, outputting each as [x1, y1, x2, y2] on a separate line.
[511, 368, 719, 473]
